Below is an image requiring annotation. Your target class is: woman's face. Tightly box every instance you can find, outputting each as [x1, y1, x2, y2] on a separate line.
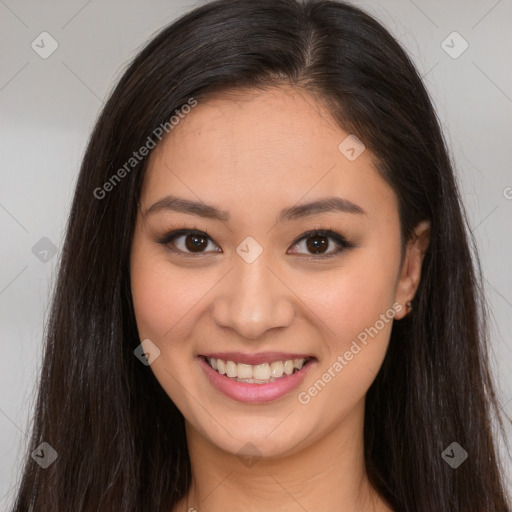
[130, 85, 426, 459]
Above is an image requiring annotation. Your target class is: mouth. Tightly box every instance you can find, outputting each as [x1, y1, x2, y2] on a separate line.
[197, 352, 317, 403]
[200, 355, 315, 384]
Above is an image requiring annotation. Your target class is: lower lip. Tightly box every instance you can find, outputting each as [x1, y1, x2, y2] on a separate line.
[198, 356, 316, 403]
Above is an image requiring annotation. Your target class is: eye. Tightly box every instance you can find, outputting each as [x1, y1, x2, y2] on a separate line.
[158, 227, 354, 258]
[288, 229, 354, 258]
[159, 228, 221, 255]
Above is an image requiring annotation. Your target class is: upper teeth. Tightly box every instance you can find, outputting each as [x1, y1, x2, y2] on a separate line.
[207, 357, 308, 380]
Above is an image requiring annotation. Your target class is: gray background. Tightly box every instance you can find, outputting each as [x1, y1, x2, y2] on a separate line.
[1, 0, 511, 505]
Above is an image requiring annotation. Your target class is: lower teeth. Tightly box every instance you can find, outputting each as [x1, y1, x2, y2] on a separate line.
[235, 377, 276, 384]
[214, 366, 301, 384]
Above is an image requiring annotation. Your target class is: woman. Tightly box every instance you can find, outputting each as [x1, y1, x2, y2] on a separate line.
[12, 0, 511, 510]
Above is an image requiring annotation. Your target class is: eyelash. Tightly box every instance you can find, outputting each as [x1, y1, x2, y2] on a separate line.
[157, 224, 355, 259]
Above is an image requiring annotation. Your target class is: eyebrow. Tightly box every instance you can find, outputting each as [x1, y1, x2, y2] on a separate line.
[144, 194, 366, 222]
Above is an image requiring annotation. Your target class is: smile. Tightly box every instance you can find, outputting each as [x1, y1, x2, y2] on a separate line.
[204, 356, 311, 383]
[198, 355, 317, 403]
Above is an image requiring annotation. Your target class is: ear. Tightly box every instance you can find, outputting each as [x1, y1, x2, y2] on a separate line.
[394, 220, 431, 320]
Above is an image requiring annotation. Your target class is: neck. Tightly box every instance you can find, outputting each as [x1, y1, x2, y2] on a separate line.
[174, 399, 391, 512]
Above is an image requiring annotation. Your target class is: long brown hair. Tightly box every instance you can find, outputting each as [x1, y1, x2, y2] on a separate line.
[12, 0, 511, 510]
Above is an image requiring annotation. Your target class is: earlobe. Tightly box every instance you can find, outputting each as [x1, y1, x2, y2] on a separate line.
[394, 220, 431, 320]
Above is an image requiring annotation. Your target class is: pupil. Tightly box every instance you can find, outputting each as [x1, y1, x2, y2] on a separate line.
[307, 236, 327, 254]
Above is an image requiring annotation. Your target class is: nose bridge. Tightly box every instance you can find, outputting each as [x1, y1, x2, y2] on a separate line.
[211, 248, 295, 339]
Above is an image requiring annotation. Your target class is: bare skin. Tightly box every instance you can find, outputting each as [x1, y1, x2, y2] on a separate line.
[130, 85, 430, 512]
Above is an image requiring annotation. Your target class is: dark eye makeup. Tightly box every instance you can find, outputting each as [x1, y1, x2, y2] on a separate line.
[156, 224, 356, 259]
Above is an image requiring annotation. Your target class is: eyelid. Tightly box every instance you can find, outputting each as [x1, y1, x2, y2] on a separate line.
[288, 228, 355, 258]
[157, 226, 354, 257]
[158, 227, 221, 256]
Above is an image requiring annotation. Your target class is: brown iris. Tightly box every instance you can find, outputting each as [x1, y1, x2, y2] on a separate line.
[306, 235, 328, 254]
[185, 233, 209, 252]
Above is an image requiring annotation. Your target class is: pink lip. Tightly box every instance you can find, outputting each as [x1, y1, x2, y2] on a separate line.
[197, 355, 317, 403]
[200, 351, 314, 365]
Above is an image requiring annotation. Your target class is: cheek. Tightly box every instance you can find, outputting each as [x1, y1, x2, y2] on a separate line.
[296, 243, 400, 402]
[130, 247, 207, 344]
[303, 253, 399, 341]
[295, 284, 396, 420]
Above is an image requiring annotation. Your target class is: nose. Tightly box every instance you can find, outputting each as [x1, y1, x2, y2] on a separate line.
[211, 255, 295, 340]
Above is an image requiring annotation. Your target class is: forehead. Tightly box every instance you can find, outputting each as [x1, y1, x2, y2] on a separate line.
[142, 86, 397, 222]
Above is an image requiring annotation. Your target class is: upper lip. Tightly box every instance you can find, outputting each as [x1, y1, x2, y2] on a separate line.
[200, 352, 315, 365]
